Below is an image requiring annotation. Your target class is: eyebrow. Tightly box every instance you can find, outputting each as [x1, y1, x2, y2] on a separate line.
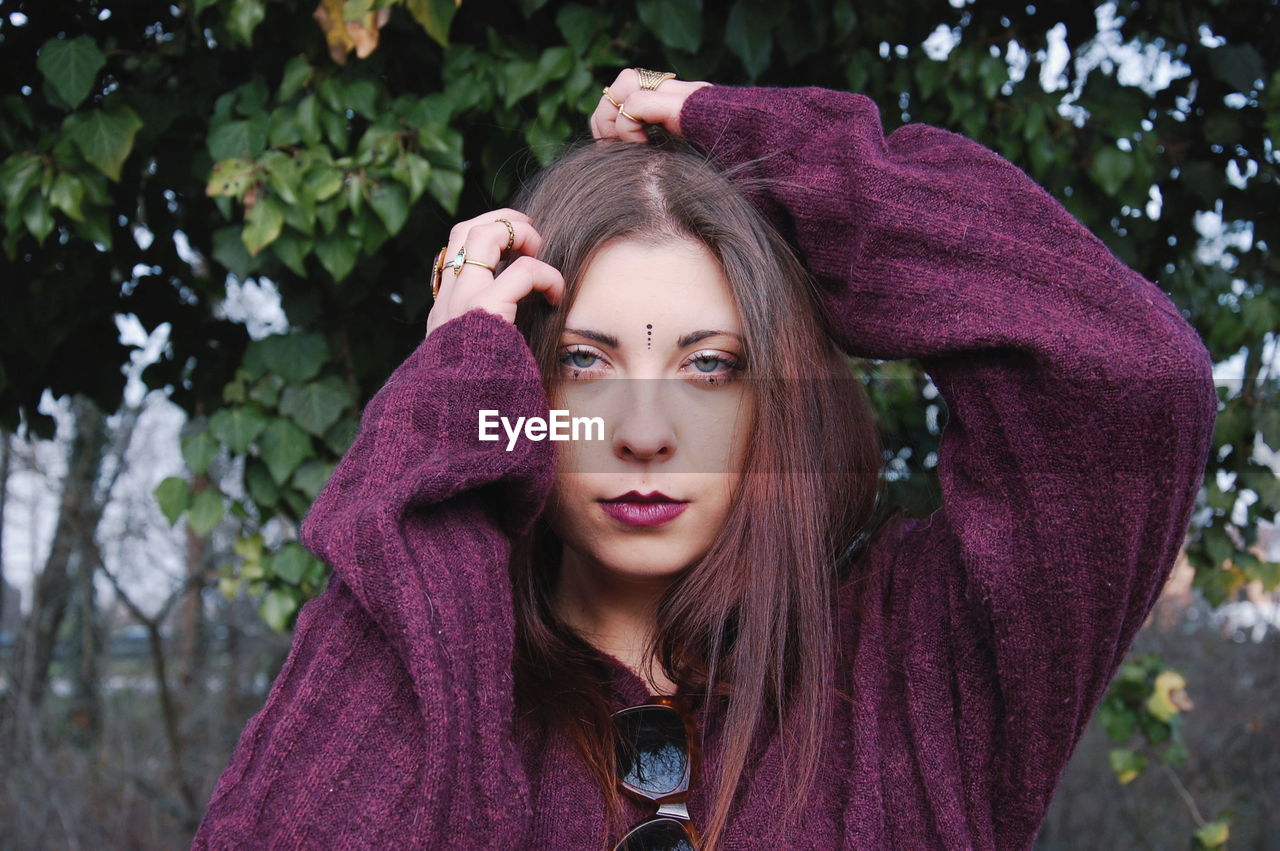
[563, 328, 743, 348]
[678, 329, 743, 348]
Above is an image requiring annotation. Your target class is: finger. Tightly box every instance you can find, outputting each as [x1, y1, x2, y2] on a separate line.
[592, 93, 622, 141]
[618, 89, 683, 138]
[462, 219, 544, 278]
[447, 220, 536, 301]
[485, 255, 566, 312]
[456, 207, 531, 234]
[613, 100, 651, 144]
[606, 68, 643, 102]
[439, 210, 536, 298]
[590, 111, 604, 141]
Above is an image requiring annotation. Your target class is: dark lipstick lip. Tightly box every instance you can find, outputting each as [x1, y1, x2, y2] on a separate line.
[599, 490, 686, 504]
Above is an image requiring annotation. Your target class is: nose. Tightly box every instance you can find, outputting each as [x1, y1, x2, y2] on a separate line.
[611, 382, 677, 464]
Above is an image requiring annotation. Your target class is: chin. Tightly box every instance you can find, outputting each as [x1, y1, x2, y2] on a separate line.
[594, 538, 704, 580]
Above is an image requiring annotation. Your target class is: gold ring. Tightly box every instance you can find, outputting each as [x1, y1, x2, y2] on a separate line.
[431, 246, 446, 299]
[601, 86, 622, 109]
[617, 105, 642, 124]
[635, 69, 677, 90]
[495, 218, 515, 251]
[444, 244, 496, 277]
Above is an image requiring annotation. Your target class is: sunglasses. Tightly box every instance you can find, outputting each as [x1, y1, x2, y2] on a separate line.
[611, 696, 702, 851]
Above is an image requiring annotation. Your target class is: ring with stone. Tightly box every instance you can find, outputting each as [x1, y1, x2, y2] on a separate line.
[445, 243, 496, 277]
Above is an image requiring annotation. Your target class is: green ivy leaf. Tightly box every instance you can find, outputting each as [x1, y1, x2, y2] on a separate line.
[243, 332, 330, 383]
[725, 1, 774, 82]
[344, 79, 380, 120]
[262, 151, 301, 205]
[1, 154, 43, 211]
[404, 0, 458, 48]
[392, 154, 432, 204]
[153, 476, 192, 527]
[227, 0, 268, 47]
[208, 115, 269, 160]
[306, 164, 344, 201]
[63, 105, 144, 182]
[188, 488, 225, 536]
[315, 236, 359, 281]
[427, 168, 463, 216]
[296, 94, 322, 146]
[49, 172, 86, 221]
[637, 0, 702, 53]
[1194, 818, 1230, 850]
[1089, 145, 1132, 197]
[273, 230, 314, 276]
[245, 456, 280, 508]
[213, 224, 261, 280]
[210, 405, 269, 453]
[258, 417, 315, 484]
[291, 459, 337, 500]
[323, 416, 358, 455]
[259, 586, 300, 632]
[243, 195, 285, 256]
[268, 542, 311, 584]
[1098, 696, 1136, 744]
[280, 377, 353, 437]
[181, 429, 219, 475]
[369, 181, 409, 236]
[279, 55, 314, 101]
[1107, 747, 1146, 784]
[21, 192, 55, 244]
[556, 5, 611, 57]
[37, 35, 106, 110]
[206, 158, 258, 199]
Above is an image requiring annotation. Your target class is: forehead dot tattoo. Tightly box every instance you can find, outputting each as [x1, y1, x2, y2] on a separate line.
[646, 323, 653, 349]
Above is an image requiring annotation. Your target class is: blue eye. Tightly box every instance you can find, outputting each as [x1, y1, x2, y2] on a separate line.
[557, 345, 608, 377]
[683, 352, 743, 383]
[692, 356, 720, 373]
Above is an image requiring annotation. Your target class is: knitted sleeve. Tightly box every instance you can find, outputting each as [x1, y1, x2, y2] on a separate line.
[191, 307, 554, 846]
[678, 84, 1217, 836]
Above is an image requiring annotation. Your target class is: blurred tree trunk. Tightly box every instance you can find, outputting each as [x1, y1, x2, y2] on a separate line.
[178, 488, 206, 701]
[64, 542, 103, 746]
[13, 396, 108, 712]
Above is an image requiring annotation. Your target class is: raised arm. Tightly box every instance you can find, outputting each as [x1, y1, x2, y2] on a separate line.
[193, 307, 556, 845]
[674, 84, 1217, 835]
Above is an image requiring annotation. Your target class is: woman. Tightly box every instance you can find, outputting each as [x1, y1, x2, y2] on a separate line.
[192, 69, 1217, 850]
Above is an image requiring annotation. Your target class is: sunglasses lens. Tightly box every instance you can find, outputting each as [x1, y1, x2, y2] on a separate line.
[614, 706, 689, 797]
[615, 817, 695, 851]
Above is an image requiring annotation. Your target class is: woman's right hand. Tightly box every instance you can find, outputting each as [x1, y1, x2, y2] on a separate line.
[425, 208, 565, 339]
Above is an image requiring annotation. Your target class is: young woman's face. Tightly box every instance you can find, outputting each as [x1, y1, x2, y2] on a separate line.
[545, 237, 755, 583]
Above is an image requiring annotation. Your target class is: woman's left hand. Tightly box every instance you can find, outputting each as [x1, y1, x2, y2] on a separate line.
[590, 68, 713, 144]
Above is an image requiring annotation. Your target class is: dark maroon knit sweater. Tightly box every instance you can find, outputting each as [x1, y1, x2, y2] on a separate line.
[191, 83, 1217, 849]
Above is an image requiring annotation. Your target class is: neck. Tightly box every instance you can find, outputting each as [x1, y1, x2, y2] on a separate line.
[553, 545, 678, 696]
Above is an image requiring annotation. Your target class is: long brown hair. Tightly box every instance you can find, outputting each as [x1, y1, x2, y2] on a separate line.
[503, 134, 897, 850]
